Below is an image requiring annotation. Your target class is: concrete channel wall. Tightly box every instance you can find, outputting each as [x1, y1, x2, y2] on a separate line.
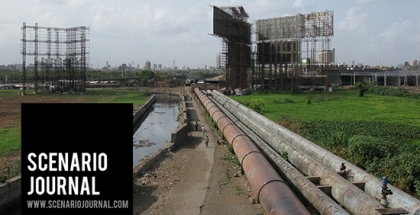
[132, 92, 188, 178]
[0, 176, 21, 214]
[133, 95, 156, 133]
[211, 90, 420, 215]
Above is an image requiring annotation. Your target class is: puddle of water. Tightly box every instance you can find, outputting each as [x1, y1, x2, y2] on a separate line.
[133, 98, 179, 167]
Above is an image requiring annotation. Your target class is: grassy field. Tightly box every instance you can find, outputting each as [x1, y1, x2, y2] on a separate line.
[233, 89, 420, 128]
[0, 126, 20, 156]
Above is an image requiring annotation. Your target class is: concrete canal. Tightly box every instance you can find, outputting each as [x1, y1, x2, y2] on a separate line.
[133, 95, 180, 168]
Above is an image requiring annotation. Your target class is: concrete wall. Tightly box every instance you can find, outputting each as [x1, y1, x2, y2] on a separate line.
[133, 92, 188, 179]
[133, 95, 156, 127]
[0, 176, 21, 214]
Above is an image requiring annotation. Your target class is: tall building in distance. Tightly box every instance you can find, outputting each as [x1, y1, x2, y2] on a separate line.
[144, 60, 151, 70]
[318, 48, 335, 65]
[216, 54, 221, 69]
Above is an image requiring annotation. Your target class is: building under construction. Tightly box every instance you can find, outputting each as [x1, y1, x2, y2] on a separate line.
[254, 11, 334, 91]
[211, 6, 251, 90]
[21, 22, 90, 94]
[212, 6, 334, 91]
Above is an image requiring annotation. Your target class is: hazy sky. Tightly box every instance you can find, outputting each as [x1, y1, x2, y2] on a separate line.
[1, 0, 419, 68]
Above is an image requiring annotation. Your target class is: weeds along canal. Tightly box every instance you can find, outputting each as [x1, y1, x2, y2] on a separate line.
[132, 94, 180, 168]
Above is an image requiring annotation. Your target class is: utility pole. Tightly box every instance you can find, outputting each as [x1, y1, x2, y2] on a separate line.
[173, 59, 176, 69]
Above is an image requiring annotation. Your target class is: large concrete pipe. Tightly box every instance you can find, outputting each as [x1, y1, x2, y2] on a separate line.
[211, 90, 420, 215]
[195, 88, 310, 215]
[214, 98, 350, 215]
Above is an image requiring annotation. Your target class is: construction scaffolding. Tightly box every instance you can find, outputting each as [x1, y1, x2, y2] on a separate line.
[254, 11, 334, 91]
[21, 22, 90, 94]
[212, 6, 251, 90]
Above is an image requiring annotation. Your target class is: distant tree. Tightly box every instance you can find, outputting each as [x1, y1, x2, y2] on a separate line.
[139, 70, 155, 86]
[355, 81, 369, 97]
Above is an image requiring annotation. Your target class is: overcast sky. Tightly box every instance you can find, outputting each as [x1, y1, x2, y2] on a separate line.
[1, 0, 419, 69]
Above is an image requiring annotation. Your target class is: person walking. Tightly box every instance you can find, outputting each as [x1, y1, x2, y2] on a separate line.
[195, 121, 199, 131]
[201, 125, 205, 136]
[205, 136, 209, 147]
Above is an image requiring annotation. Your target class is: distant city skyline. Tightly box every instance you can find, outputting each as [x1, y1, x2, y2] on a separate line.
[0, 0, 419, 68]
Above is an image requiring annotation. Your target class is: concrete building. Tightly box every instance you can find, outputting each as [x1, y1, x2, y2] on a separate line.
[318, 48, 335, 65]
[144, 60, 151, 70]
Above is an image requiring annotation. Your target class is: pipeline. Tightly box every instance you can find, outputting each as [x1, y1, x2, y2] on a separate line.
[213, 96, 350, 215]
[195, 88, 311, 215]
[211, 90, 420, 215]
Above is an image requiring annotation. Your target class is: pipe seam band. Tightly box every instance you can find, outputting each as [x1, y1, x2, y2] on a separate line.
[208, 105, 217, 113]
[223, 100, 228, 107]
[203, 99, 212, 108]
[231, 133, 247, 146]
[211, 110, 223, 119]
[222, 123, 235, 135]
[216, 115, 229, 125]
[257, 179, 288, 203]
[204, 99, 212, 107]
[240, 150, 262, 175]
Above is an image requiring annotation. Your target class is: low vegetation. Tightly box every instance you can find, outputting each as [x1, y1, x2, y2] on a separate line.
[0, 126, 20, 156]
[233, 86, 420, 197]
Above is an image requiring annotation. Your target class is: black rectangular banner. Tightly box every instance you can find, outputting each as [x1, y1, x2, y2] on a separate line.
[21, 103, 133, 215]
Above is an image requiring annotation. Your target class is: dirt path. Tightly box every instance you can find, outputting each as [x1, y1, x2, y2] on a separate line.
[133, 88, 264, 214]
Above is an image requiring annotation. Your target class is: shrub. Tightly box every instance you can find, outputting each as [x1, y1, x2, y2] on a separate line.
[247, 99, 265, 113]
[355, 82, 369, 97]
[347, 135, 397, 168]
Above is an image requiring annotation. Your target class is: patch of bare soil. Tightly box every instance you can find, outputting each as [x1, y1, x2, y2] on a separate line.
[398, 86, 420, 94]
[133, 142, 264, 215]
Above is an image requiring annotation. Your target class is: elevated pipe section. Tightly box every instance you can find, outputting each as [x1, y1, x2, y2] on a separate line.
[211, 90, 420, 215]
[195, 88, 310, 215]
[214, 98, 350, 215]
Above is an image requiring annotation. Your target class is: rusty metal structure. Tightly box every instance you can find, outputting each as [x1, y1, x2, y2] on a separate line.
[254, 11, 334, 91]
[21, 22, 90, 94]
[195, 87, 311, 215]
[211, 6, 251, 90]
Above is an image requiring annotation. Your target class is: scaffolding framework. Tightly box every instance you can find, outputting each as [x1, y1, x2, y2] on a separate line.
[212, 6, 251, 90]
[21, 22, 90, 94]
[254, 11, 334, 91]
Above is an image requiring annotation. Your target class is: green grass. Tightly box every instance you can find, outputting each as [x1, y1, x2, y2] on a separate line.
[0, 126, 21, 155]
[221, 153, 240, 166]
[233, 89, 420, 128]
[86, 89, 150, 106]
[0, 89, 149, 106]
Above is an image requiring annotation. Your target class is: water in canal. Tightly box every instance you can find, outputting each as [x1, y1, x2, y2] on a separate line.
[133, 95, 179, 167]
